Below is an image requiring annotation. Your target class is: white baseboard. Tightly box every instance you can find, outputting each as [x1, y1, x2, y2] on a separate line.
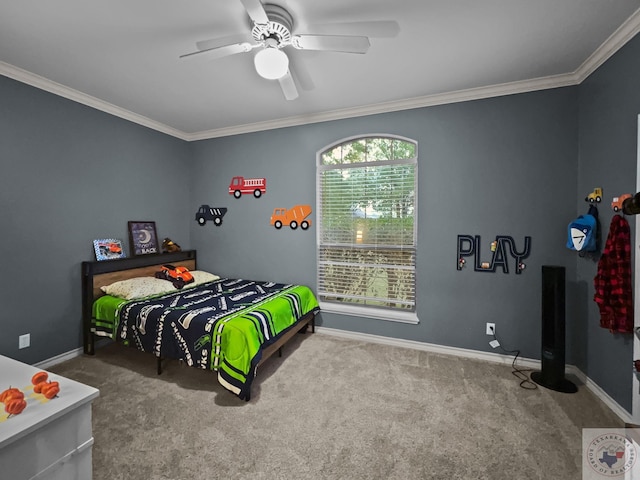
[565, 365, 633, 424]
[315, 326, 633, 424]
[35, 347, 84, 370]
[35, 339, 111, 370]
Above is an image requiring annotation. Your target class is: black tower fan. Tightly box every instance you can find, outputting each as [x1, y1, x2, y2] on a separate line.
[530, 265, 577, 393]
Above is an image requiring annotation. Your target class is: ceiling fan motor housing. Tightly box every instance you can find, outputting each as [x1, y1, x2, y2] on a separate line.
[251, 4, 293, 47]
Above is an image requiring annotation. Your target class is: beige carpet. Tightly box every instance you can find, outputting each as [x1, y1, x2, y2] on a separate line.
[50, 332, 622, 480]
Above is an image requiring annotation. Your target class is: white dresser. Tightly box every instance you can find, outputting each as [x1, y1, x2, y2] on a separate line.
[0, 355, 99, 480]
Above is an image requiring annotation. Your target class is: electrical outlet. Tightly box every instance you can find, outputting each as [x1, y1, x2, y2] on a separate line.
[18, 334, 30, 349]
[486, 323, 495, 336]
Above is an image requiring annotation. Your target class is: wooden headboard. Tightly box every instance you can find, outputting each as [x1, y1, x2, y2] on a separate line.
[81, 250, 197, 355]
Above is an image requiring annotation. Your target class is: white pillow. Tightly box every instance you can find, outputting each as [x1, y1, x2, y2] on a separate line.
[188, 270, 221, 286]
[101, 277, 177, 300]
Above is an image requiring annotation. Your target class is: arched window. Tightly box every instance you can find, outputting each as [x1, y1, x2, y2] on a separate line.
[316, 135, 418, 323]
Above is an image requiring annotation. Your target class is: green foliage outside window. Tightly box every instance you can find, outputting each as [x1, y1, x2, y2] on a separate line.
[318, 136, 417, 312]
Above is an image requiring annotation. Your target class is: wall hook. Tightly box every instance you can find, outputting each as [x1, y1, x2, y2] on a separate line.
[611, 194, 632, 212]
[585, 187, 603, 203]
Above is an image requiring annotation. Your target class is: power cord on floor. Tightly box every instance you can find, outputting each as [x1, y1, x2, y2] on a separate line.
[489, 326, 537, 390]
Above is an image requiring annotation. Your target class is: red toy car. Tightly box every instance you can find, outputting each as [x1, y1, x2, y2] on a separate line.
[155, 264, 194, 289]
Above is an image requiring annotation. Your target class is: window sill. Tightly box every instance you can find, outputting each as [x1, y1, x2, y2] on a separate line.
[318, 301, 419, 324]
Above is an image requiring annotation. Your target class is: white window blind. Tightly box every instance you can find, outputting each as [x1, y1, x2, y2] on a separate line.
[317, 136, 417, 318]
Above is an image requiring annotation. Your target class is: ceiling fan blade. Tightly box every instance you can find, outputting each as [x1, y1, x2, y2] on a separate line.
[239, 0, 269, 24]
[287, 50, 314, 91]
[180, 42, 254, 60]
[304, 21, 400, 38]
[196, 33, 252, 52]
[278, 71, 299, 100]
[292, 35, 370, 54]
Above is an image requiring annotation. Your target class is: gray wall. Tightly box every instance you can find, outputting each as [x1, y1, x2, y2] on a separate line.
[0, 76, 191, 363]
[190, 88, 579, 363]
[576, 34, 640, 411]
[2, 32, 637, 412]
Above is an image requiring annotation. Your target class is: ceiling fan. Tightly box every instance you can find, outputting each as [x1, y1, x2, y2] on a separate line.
[180, 0, 397, 100]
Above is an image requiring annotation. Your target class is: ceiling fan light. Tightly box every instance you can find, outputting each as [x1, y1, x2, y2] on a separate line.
[254, 47, 289, 80]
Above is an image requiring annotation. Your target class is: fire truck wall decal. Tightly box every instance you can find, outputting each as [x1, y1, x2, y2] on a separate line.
[229, 176, 266, 199]
[195, 205, 228, 226]
[457, 235, 531, 274]
[270, 205, 312, 230]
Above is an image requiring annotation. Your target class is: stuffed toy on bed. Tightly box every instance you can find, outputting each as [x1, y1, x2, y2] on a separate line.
[162, 238, 182, 253]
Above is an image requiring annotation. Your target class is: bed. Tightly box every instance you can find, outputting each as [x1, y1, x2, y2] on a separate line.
[81, 250, 319, 400]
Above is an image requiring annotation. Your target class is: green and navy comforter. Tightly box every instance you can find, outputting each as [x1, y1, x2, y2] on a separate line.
[92, 278, 319, 399]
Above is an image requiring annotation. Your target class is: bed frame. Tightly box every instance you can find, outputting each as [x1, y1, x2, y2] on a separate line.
[81, 250, 315, 397]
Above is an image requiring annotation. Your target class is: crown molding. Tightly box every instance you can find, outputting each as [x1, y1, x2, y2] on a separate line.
[0, 61, 189, 141]
[573, 6, 640, 83]
[3, 8, 640, 142]
[185, 72, 580, 140]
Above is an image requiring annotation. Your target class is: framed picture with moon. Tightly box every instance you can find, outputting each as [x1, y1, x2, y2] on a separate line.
[128, 221, 159, 255]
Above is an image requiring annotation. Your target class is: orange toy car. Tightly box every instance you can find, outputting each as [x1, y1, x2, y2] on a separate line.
[155, 264, 194, 289]
[612, 194, 632, 212]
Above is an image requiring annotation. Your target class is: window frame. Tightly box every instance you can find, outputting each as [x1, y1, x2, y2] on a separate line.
[316, 134, 419, 324]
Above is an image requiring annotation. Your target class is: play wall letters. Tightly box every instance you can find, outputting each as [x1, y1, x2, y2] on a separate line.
[457, 235, 531, 274]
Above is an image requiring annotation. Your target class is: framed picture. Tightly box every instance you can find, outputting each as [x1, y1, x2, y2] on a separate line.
[128, 221, 159, 256]
[93, 238, 126, 261]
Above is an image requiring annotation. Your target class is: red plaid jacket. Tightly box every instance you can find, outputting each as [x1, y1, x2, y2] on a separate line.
[593, 215, 633, 333]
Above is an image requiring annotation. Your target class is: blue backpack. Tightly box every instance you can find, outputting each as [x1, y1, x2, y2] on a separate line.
[566, 207, 598, 252]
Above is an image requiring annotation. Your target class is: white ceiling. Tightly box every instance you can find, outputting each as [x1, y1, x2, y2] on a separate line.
[1, 0, 640, 140]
